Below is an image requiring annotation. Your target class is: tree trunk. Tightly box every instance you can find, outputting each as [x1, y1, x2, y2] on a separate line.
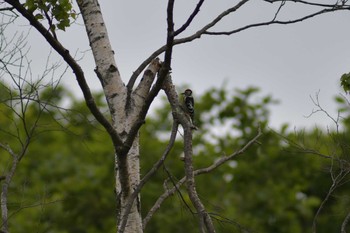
[77, 1, 143, 232]
[116, 134, 142, 233]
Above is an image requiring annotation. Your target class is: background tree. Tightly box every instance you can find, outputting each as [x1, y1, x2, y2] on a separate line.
[0, 30, 68, 232]
[2, 83, 350, 232]
[1, 0, 350, 232]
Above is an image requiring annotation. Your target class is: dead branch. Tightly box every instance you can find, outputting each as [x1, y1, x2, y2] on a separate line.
[204, 7, 349, 35]
[306, 91, 342, 134]
[160, 73, 215, 232]
[129, 0, 349, 89]
[127, 0, 249, 90]
[265, 0, 350, 8]
[143, 126, 262, 228]
[173, 0, 205, 36]
[154, 75, 263, 232]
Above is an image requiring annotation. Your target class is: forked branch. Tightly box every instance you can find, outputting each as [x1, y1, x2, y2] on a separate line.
[143, 124, 262, 228]
[128, 0, 349, 88]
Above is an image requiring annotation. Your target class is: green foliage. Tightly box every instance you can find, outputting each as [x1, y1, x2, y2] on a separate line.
[341, 72, 350, 94]
[24, 0, 77, 31]
[140, 86, 350, 233]
[2, 83, 350, 232]
[0, 83, 115, 232]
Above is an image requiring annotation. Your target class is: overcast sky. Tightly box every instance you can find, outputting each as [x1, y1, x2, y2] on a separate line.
[7, 0, 350, 129]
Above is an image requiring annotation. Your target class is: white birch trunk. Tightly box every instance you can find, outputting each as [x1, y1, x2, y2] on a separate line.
[116, 133, 142, 233]
[77, 1, 142, 232]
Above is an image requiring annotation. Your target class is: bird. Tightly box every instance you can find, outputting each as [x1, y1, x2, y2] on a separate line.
[181, 89, 195, 124]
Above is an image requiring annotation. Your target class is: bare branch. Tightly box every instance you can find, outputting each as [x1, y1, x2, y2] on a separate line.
[265, 0, 350, 8]
[4, 0, 124, 151]
[128, 0, 350, 89]
[272, 0, 286, 21]
[127, 0, 249, 88]
[122, 0, 176, 156]
[173, 0, 205, 36]
[143, 175, 186, 227]
[146, 75, 264, 232]
[183, 125, 215, 233]
[0, 143, 16, 158]
[161, 73, 215, 232]
[306, 91, 342, 133]
[204, 7, 350, 35]
[143, 126, 262, 228]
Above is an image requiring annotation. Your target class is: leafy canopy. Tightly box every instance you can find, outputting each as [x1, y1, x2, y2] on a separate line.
[2, 82, 350, 232]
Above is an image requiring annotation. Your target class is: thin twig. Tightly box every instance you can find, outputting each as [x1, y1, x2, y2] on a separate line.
[143, 127, 262, 228]
[174, 0, 205, 36]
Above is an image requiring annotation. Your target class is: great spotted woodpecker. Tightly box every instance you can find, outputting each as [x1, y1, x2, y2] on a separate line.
[181, 89, 195, 124]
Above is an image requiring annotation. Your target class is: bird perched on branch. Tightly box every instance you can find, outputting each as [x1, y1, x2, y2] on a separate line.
[181, 89, 196, 128]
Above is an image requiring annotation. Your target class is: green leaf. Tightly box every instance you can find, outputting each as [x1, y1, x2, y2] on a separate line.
[34, 13, 44, 20]
[334, 96, 345, 104]
[340, 73, 350, 93]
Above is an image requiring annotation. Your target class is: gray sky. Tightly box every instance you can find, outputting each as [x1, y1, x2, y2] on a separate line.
[8, 0, 350, 129]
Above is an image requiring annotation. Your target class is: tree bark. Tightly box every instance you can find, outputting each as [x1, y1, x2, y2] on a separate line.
[77, 1, 142, 232]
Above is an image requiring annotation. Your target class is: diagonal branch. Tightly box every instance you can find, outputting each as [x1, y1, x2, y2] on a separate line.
[174, 0, 205, 36]
[143, 127, 262, 228]
[127, 0, 349, 88]
[126, 0, 249, 89]
[265, 0, 350, 8]
[4, 0, 124, 151]
[272, 0, 286, 21]
[204, 7, 350, 35]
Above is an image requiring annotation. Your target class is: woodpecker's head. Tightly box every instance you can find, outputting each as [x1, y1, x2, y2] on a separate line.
[182, 89, 192, 97]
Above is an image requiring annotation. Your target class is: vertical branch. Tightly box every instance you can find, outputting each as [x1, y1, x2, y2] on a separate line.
[164, 0, 175, 66]
[183, 127, 216, 233]
[162, 75, 216, 232]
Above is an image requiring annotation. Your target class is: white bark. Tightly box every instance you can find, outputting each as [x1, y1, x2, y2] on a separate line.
[116, 134, 142, 233]
[77, 0, 126, 127]
[77, 1, 142, 232]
